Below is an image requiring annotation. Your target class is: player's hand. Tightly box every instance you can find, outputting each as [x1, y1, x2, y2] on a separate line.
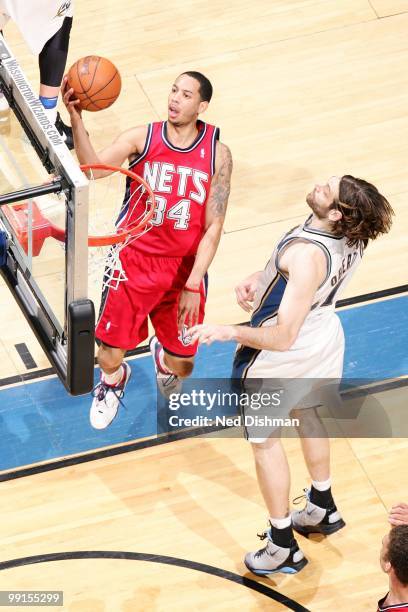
[178, 290, 200, 330]
[61, 76, 82, 123]
[235, 271, 261, 313]
[389, 502, 408, 526]
[188, 323, 235, 345]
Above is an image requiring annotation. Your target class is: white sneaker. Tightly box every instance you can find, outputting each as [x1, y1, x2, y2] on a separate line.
[291, 489, 345, 536]
[149, 336, 182, 399]
[90, 362, 131, 429]
[244, 527, 308, 575]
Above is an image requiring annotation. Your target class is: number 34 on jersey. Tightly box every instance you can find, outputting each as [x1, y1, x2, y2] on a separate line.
[144, 161, 209, 231]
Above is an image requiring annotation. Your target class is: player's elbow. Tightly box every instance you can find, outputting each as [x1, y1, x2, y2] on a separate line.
[270, 326, 298, 352]
[82, 166, 114, 180]
[205, 217, 224, 235]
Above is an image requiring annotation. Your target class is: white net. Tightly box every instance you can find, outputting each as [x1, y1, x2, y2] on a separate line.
[85, 166, 154, 294]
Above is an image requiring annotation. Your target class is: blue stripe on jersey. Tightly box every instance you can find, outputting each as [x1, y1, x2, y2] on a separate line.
[232, 345, 260, 380]
[251, 273, 287, 328]
[232, 274, 287, 380]
[116, 175, 131, 227]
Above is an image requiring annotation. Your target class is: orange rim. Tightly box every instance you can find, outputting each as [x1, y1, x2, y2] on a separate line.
[80, 163, 155, 247]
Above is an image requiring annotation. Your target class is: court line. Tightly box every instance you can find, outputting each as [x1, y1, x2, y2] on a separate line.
[224, 214, 304, 235]
[367, 0, 379, 19]
[0, 550, 310, 611]
[136, 15, 381, 77]
[0, 376, 406, 483]
[134, 75, 161, 120]
[377, 10, 408, 20]
[0, 284, 406, 390]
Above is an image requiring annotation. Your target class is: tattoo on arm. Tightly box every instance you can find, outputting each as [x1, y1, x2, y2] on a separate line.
[210, 144, 233, 217]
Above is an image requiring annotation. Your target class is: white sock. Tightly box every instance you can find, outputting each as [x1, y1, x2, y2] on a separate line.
[312, 477, 331, 491]
[42, 106, 57, 124]
[102, 365, 123, 386]
[270, 515, 292, 530]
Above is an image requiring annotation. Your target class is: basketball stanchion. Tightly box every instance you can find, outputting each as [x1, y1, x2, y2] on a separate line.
[0, 164, 155, 394]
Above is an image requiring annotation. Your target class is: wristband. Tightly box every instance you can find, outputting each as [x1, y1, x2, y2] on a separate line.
[184, 285, 201, 294]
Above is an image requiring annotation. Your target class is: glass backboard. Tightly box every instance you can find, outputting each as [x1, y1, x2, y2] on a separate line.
[0, 33, 94, 395]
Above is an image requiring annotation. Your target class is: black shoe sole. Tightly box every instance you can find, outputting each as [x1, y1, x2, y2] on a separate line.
[293, 518, 346, 537]
[245, 555, 308, 576]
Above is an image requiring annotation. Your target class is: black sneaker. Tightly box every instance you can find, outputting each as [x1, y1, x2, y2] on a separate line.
[55, 112, 74, 149]
[291, 489, 346, 536]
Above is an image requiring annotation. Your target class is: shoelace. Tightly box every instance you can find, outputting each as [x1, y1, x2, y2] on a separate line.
[292, 488, 309, 505]
[163, 374, 178, 387]
[92, 378, 127, 409]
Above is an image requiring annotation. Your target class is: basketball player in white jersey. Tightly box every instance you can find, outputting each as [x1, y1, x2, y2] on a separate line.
[0, 1, 74, 146]
[190, 174, 393, 574]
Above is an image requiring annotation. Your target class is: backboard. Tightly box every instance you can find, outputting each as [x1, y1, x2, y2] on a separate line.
[0, 33, 94, 395]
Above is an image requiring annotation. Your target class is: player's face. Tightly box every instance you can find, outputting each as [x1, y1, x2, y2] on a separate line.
[306, 176, 341, 219]
[168, 75, 208, 126]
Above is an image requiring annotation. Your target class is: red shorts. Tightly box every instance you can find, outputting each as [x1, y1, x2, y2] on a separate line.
[96, 247, 206, 356]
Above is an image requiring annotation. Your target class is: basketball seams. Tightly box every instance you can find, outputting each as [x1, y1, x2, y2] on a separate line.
[86, 70, 120, 99]
[83, 55, 101, 95]
[68, 55, 121, 111]
[83, 94, 118, 111]
[73, 56, 103, 96]
[75, 60, 86, 95]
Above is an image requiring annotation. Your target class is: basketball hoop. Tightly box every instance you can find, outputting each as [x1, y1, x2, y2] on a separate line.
[2, 164, 156, 291]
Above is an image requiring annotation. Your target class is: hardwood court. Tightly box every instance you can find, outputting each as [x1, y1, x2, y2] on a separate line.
[0, 1, 408, 610]
[1, 387, 407, 611]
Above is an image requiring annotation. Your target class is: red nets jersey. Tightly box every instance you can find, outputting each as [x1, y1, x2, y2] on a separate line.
[119, 120, 219, 257]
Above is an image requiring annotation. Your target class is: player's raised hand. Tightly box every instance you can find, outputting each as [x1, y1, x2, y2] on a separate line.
[235, 271, 262, 313]
[389, 502, 408, 526]
[61, 76, 82, 123]
[189, 323, 235, 345]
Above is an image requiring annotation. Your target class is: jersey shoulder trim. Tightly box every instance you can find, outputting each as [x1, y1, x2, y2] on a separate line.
[129, 124, 153, 169]
[211, 127, 220, 176]
[159, 120, 219, 154]
[302, 216, 343, 240]
[275, 236, 331, 288]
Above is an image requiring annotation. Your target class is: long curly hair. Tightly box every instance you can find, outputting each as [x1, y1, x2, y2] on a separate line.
[331, 175, 394, 247]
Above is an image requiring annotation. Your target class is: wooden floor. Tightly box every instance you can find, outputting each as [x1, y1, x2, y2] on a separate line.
[0, 385, 407, 610]
[0, 1, 408, 609]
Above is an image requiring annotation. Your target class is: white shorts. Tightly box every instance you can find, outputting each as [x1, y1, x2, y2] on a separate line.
[0, 0, 73, 54]
[239, 313, 345, 443]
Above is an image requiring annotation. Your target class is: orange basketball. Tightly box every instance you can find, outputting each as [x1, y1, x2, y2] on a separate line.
[67, 56, 121, 112]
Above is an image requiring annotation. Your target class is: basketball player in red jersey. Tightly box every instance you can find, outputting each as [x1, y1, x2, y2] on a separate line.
[63, 71, 232, 429]
[378, 526, 408, 611]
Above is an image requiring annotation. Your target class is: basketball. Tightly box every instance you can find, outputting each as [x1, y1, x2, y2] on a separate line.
[66, 56, 121, 112]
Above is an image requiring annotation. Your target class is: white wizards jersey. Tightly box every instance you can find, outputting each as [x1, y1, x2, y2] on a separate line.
[251, 215, 364, 330]
[232, 215, 364, 392]
[0, 1, 74, 55]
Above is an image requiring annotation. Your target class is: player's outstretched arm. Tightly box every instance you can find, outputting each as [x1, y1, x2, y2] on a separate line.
[189, 242, 326, 350]
[62, 77, 146, 177]
[178, 141, 233, 329]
